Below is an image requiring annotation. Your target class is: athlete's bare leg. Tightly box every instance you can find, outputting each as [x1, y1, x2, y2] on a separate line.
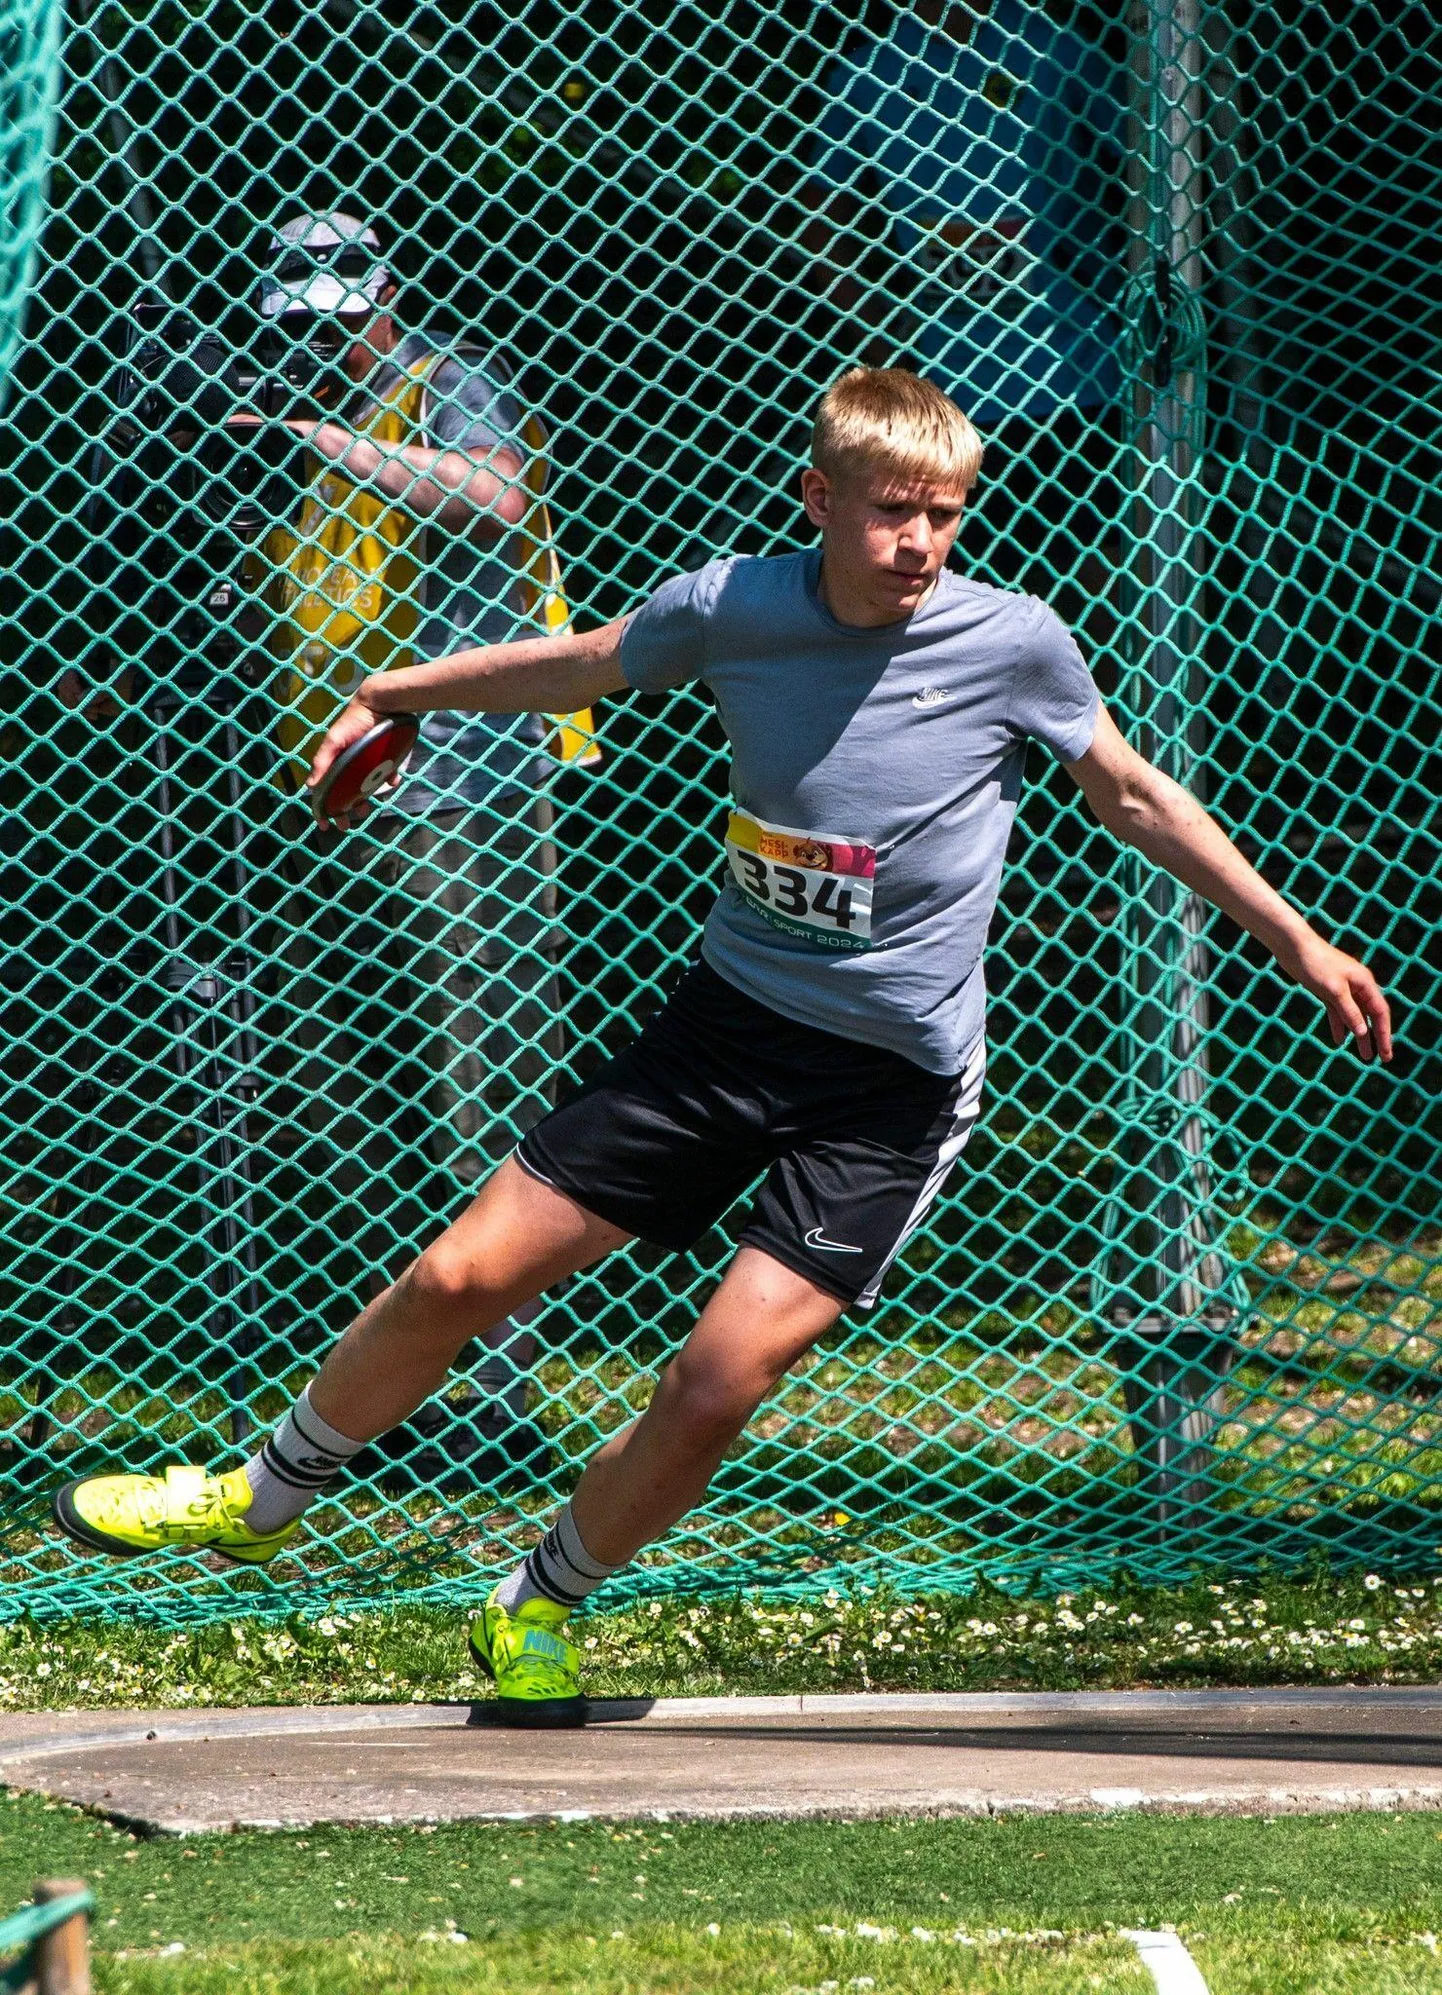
[569, 1245, 845, 1566]
[306, 1157, 632, 1441]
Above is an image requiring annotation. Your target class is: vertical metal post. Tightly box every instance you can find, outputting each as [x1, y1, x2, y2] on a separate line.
[33, 1880, 92, 1995]
[1098, 1, 1244, 1541]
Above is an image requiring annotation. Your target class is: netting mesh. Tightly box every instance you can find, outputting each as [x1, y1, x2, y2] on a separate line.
[2, 0, 1439, 1624]
[0, 0, 63, 392]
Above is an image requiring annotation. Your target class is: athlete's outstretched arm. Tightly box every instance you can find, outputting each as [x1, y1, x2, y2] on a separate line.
[306, 619, 629, 803]
[1067, 705, 1393, 1063]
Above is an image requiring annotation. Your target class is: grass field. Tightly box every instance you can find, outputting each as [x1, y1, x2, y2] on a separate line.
[1, 1567, 1440, 1712]
[5, 1794, 1442, 1993]
[5, 1571, 1442, 1989]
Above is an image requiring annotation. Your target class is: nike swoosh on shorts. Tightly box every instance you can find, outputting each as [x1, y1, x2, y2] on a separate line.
[804, 1226, 864, 1253]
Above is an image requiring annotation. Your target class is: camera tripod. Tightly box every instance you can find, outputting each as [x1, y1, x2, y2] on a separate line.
[144, 632, 270, 1447]
[33, 556, 281, 1460]
[26, 325, 329, 1465]
[22, 313, 549, 1491]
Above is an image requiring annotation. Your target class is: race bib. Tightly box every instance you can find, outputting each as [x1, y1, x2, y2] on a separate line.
[725, 809, 875, 952]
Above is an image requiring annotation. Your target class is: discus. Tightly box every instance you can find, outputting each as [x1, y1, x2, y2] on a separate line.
[309, 714, 419, 825]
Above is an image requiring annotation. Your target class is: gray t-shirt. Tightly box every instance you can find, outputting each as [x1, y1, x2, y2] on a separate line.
[361, 331, 547, 815]
[621, 550, 1098, 1073]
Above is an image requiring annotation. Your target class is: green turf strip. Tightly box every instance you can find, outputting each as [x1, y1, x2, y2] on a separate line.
[6, 1568, 1442, 1710]
[86, 1933, 1442, 1995]
[91, 1929, 1153, 1993]
[5, 1796, 1442, 1992]
[1191, 1937, 1442, 1995]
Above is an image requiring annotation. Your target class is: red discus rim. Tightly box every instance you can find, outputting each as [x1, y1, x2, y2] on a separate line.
[310, 714, 419, 822]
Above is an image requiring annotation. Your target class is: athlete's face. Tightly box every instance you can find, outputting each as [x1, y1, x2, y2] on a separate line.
[801, 466, 968, 627]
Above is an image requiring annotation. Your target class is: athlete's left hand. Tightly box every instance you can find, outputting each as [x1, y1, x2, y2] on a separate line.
[1275, 932, 1393, 1062]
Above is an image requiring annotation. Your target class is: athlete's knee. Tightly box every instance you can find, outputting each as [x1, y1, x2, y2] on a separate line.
[402, 1235, 509, 1323]
[660, 1354, 765, 1452]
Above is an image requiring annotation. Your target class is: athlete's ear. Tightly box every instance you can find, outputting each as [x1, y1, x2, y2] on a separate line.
[801, 466, 832, 530]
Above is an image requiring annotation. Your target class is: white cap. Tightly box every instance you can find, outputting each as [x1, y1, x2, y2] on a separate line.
[259, 212, 392, 320]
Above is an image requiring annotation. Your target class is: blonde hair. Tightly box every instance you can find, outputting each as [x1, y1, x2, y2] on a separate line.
[810, 367, 983, 494]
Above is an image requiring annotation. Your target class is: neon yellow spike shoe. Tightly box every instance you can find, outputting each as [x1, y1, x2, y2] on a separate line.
[468, 1590, 587, 1728]
[52, 1465, 298, 1566]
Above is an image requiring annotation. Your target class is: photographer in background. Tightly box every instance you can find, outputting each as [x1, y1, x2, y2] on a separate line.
[251, 211, 595, 1454]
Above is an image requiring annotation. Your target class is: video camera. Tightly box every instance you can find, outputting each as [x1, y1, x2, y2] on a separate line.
[105, 301, 353, 537]
[86, 299, 357, 700]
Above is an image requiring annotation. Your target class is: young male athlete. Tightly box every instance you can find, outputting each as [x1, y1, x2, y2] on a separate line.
[55, 369, 1392, 1725]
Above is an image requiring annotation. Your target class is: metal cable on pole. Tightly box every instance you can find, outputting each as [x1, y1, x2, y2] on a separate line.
[1095, 0, 1248, 1542]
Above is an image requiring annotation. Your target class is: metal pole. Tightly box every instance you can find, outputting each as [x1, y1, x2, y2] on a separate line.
[1098, 1, 1243, 1542]
[33, 1879, 92, 1995]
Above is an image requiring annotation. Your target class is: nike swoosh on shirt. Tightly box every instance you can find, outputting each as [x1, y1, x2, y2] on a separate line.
[911, 688, 955, 709]
[804, 1227, 864, 1254]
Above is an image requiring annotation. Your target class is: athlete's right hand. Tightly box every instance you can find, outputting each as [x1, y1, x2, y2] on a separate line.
[306, 691, 382, 827]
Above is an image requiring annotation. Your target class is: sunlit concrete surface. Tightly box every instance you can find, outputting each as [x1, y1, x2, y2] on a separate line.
[3, 1687, 1441, 1835]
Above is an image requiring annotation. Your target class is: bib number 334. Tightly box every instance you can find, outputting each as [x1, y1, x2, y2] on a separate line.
[725, 810, 875, 952]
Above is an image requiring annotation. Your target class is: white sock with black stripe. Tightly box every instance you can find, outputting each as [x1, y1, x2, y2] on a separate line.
[241, 1385, 364, 1534]
[494, 1502, 619, 1616]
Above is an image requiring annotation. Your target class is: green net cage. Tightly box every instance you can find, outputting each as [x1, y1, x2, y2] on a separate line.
[1, 0, 1438, 1624]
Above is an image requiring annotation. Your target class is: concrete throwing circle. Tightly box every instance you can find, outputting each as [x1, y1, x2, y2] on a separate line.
[2, 1687, 1440, 1834]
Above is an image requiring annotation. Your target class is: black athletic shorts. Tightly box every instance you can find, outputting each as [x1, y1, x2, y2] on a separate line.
[515, 960, 986, 1308]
